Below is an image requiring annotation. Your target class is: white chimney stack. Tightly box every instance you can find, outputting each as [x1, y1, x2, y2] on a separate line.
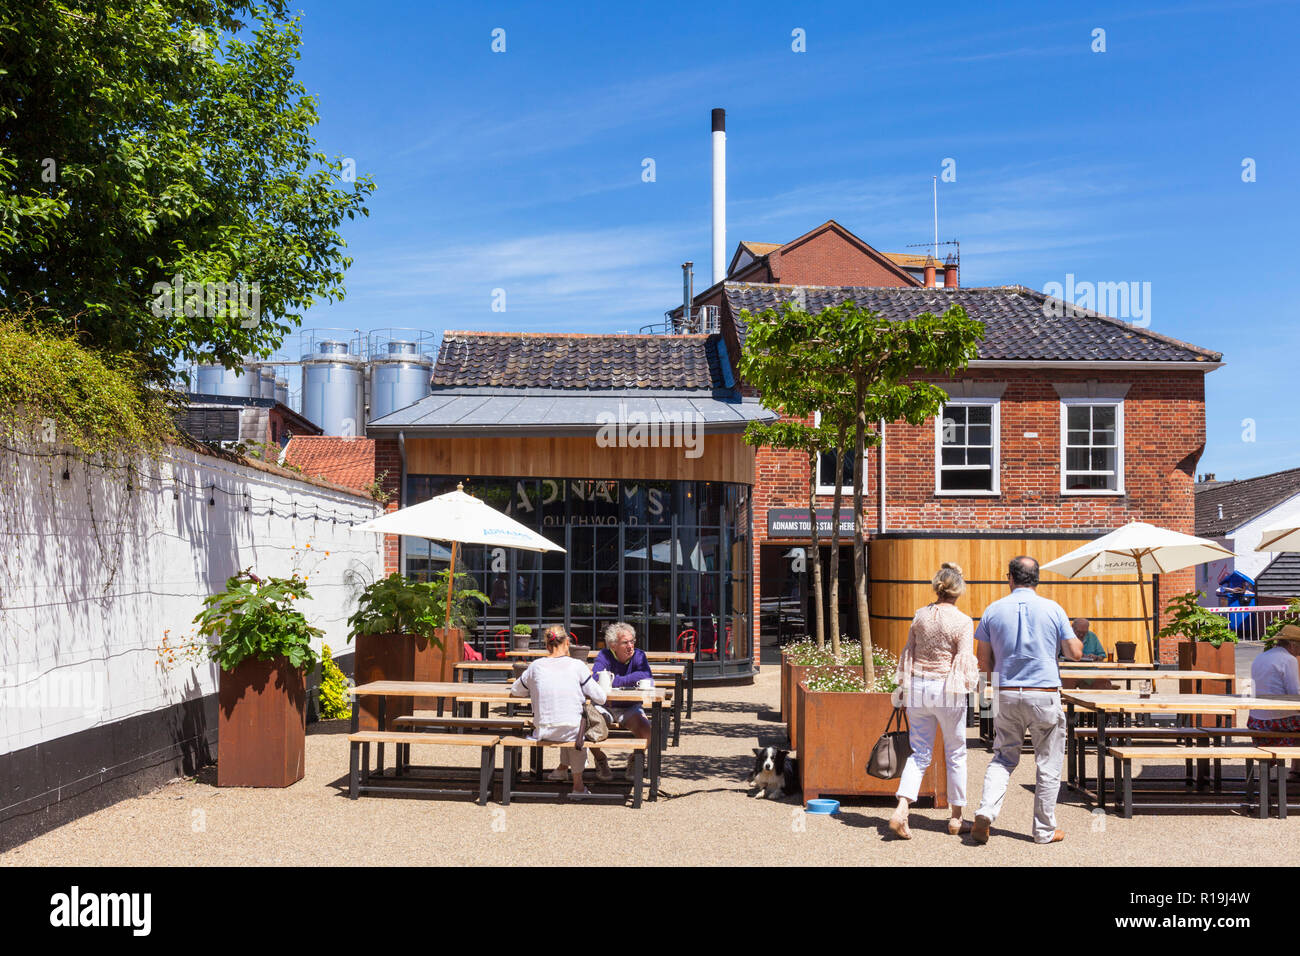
[712, 108, 726, 286]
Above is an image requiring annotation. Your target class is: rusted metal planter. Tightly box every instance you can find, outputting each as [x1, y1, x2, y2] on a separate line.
[1178, 639, 1236, 696]
[795, 676, 948, 809]
[217, 656, 307, 788]
[353, 632, 414, 730]
[413, 627, 464, 710]
[784, 661, 834, 745]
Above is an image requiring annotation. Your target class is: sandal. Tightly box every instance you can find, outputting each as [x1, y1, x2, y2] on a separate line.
[888, 816, 912, 840]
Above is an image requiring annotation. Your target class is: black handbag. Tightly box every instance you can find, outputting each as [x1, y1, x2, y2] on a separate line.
[866, 707, 912, 780]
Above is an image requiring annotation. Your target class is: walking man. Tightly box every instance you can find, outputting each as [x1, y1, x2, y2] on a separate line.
[972, 556, 1082, 845]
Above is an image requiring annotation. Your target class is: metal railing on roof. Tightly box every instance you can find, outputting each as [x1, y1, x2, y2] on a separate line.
[639, 304, 721, 335]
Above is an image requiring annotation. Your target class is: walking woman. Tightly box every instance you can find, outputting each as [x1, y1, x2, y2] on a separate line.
[889, 562, 980, 839]
[510, 625, 607, 795]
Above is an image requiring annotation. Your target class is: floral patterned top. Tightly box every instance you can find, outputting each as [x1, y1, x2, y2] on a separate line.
[895, 601, 980, 703]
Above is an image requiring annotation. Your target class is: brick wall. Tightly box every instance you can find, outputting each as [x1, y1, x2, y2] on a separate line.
[770, 229, 917, 287]
[375, 438, 403, 575]
[749, 369, 1208, 662]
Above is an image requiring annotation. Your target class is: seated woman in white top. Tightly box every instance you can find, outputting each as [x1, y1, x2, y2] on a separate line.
[510, 625, 607, 795]
[1248, 624, 1300, 779]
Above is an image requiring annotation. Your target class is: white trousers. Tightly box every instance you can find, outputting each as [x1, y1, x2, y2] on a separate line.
[897, 678, 967, 806]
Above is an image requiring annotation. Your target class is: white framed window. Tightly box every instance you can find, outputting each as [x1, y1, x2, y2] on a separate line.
[935, 400, 1000, 495]
[813, 411, 867, 495]
[1061, 399, 1125, 494]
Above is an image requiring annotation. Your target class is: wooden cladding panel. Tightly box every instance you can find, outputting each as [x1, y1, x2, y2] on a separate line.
[866, 536, 1155, 665]
[405, 434, 755, 485]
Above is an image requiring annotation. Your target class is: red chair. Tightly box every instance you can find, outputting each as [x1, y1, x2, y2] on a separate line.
[701, 625, 733, 660]
[485, 628, 511, 660]
[676, 628, 698, 654]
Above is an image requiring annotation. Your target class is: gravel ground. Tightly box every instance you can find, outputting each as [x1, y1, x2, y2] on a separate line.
[2, 668, 1293, 866]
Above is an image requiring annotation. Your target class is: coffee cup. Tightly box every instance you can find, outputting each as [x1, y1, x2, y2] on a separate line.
[636, 678, 654, 690]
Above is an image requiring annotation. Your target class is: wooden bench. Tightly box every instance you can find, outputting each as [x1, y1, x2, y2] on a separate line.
[348, 731, 498, 806]
[498, 737, 648, 808]
[1260, 747, 1300, 819]
[1071, 726, 1210, 799]
[1108, 745, 1272, 818]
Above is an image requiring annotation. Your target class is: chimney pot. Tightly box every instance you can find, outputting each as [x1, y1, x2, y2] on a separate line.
[945, 262, 958, 289]
[923, 264, 937, 288]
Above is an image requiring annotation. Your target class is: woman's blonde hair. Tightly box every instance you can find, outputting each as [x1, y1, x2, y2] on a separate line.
[932, 562, 965, 600]
[543, 625, 569, 649]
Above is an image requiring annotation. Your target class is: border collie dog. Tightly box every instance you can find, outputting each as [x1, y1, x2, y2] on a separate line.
[749, 746, 798, 799]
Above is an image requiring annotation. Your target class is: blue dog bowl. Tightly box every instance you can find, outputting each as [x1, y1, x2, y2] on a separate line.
[806, 799, 839, 814]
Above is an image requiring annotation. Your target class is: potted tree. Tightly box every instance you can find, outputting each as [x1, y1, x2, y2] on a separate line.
[195, 571, 321, 788]
[1158, 590, 1237, 694]
[348, 571, 486, 728]
[795, 651, 948, 809]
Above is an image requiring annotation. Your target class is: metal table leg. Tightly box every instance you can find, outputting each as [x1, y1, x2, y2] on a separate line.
[649, 699, 663, 801]
[377, 696, 386, 775]
[686, 660, 695, 719]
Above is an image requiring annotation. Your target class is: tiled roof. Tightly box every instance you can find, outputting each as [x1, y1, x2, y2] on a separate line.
[883, 252, 943, 269]
[282, 437, 377, 492]
[1195, 466, 1300, 536]
[430, 331, 728, 391]
[739, 241, 782, 257]
[723, 282, 1222, 363]
[1256, 553, 1300, 597]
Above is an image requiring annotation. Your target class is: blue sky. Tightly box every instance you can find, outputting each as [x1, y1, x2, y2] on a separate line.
[288, 0, 1298, 479]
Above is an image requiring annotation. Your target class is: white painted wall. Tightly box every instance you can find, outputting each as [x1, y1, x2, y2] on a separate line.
[1194, 492, 1300, 602]
[0, 439, 382, 756]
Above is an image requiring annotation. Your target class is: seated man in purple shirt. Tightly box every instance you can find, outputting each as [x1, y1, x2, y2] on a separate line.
[589, 621, 655, 781]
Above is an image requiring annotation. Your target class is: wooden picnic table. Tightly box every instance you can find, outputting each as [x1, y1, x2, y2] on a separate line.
[1059, 668, 1235, 689]
[1059, 661, 1153, 669]
[1063, 691, 1300, 810]
[350, 680, 669, 801]
[505, 649, 698, 718]
[453, 661, 687, 746]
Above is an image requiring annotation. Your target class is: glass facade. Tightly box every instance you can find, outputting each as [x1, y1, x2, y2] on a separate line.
[403, 475, 753, 679]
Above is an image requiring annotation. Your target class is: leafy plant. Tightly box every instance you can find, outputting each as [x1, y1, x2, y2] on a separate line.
[1263, 597, 1300, 649]
[364, 470, 392, 504]
[193, 570, 322, 672]
[0, 311, 176, 458]
[512, 623, 532, 635]
[317, 644, 351, 719]
[1156, 591, 1237, 648]
[348, 572, 487, 643]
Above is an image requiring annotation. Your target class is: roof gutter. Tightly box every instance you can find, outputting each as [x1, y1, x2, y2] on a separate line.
[966, 360, 1223, 371]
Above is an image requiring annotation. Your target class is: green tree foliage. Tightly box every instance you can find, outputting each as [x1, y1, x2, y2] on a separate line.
[0, 1, 373, 384]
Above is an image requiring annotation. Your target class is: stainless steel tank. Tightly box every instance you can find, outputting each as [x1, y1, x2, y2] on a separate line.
[258, 368, 277, 399]
[274, 377, 289, 407]
[368, 339, 433, 422]
[194, 363, 257, 398]
[301, 341, 365, 435]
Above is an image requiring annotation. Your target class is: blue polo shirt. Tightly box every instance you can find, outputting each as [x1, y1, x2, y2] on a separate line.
[975, 587, 1073, 687]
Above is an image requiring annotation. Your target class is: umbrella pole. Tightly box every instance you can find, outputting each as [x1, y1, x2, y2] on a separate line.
[446, 539, 458, 632]
[1137, 556, 1154, 666]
